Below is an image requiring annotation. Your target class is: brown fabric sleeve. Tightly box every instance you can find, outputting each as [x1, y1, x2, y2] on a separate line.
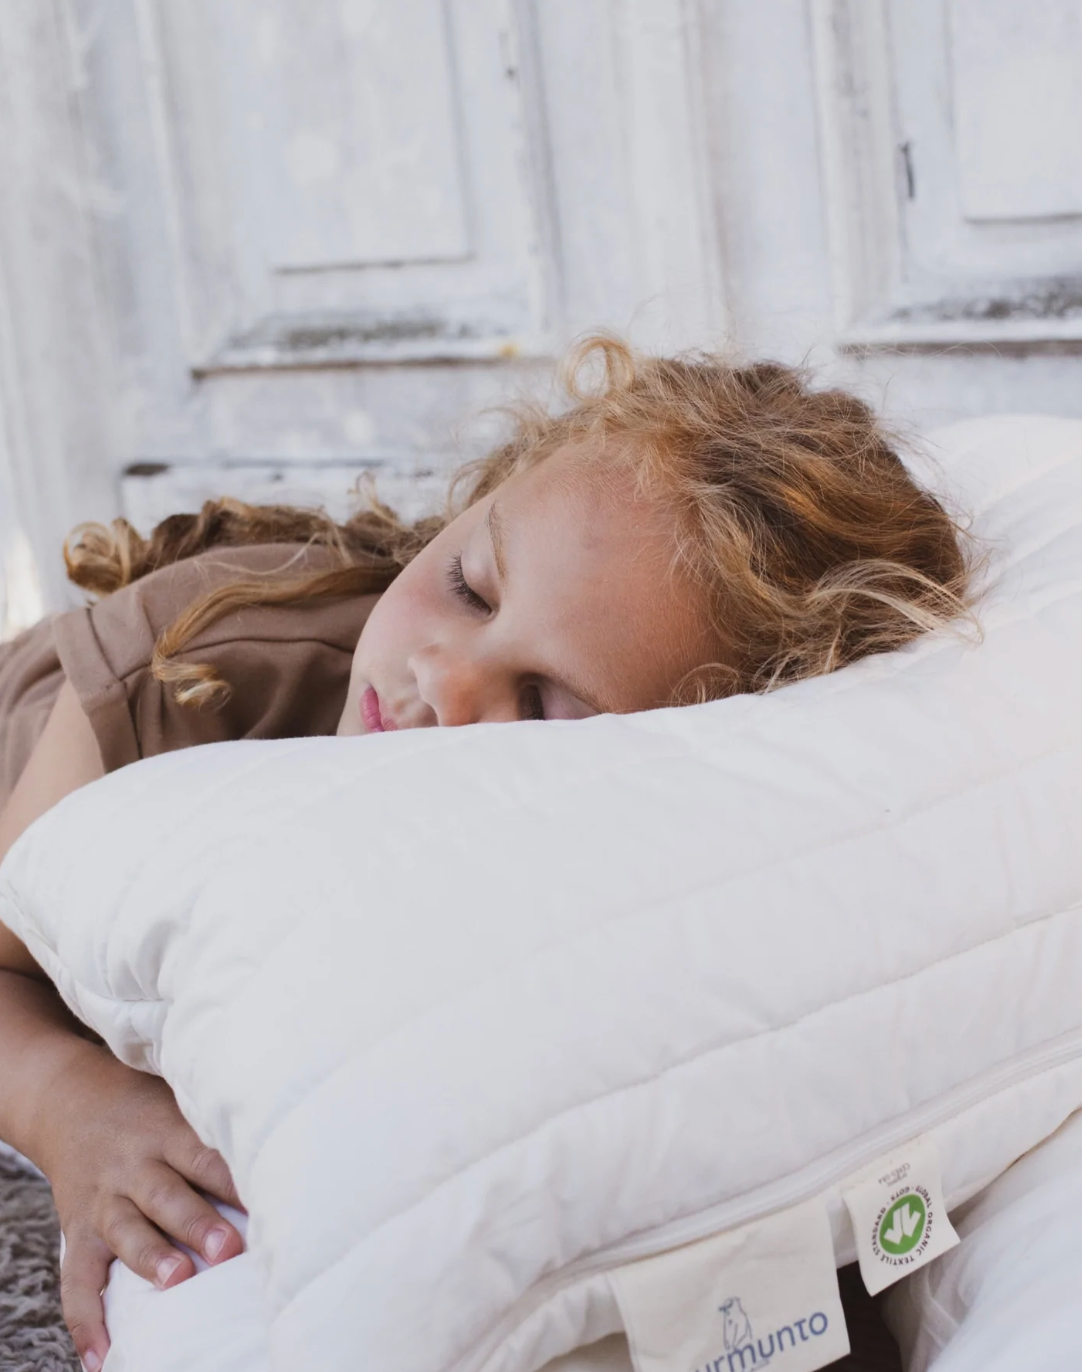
[51, 604, 142, 773]
[51, 545, 376, 773]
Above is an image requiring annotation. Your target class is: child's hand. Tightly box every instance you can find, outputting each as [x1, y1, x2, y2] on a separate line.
[36, 1042, 245, 1372]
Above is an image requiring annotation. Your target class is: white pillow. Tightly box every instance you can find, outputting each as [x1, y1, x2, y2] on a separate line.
[99, 1203, 636, 1372]
[2, 416, 1082, 1372]
[884, 1108, 1082, 1371]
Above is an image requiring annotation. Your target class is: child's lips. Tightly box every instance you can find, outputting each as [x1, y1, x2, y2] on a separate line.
[361, 685, 395, 733]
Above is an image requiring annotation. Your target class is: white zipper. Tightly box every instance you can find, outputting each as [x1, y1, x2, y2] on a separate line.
[464, 1023, 1082, 1372]
[582, 1023, 1082, 1266]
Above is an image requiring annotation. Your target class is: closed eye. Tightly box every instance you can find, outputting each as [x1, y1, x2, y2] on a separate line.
[447, 553, 490, 613]
[520, 684, 545, 721]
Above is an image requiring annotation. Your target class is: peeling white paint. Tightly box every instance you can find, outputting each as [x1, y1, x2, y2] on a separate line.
[255, 13, 280, 65]
[340, 0, 377, 39]
[342, 409, 377, 448]
[283, 132, 341, 186]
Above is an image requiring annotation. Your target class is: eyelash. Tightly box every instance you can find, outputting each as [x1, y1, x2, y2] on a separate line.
[521, 685, 545, 722]
[446, 554, 545, 720]
[447, 553, 490, 614]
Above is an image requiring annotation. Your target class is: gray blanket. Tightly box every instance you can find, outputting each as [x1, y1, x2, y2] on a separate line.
[0, 1149, 78, 1372]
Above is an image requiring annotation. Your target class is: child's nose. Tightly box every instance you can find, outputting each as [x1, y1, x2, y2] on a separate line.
[410, 645, 508, 727]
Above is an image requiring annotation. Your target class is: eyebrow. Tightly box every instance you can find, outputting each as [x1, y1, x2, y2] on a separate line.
[486, 501, 508, 583]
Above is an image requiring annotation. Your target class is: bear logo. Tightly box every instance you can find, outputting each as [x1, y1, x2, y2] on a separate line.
[718, 1296, 753, 1353]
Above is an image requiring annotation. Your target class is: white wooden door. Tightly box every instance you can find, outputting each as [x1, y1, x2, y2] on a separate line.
[812, 0, 1082, 346]
[2, 0, 1080, 625]
[1, 0, 724, 618]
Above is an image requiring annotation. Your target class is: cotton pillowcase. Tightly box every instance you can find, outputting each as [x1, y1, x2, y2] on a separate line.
[2, 416, 1082, 1372]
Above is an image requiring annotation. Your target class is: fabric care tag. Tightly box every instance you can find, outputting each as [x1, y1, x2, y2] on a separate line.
[610, 1200, 848, 1372]
[842, 1136, 960, 1296]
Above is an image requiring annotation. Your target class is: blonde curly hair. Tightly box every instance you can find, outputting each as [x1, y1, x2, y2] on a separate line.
[64, 336, 973, 711]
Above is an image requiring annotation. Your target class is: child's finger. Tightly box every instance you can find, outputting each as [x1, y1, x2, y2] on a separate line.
[103, 1195, 198, 1289]
[59, 1233, 112, 1372]
[165, 1134, 246, 1212]
[132, 1159, 245, 1265]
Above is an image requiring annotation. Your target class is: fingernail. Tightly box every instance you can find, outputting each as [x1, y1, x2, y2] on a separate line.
[204, 1227, 228, 1261]
[155, 1255, 184, 1289]
[82, 1353, 103, 1372]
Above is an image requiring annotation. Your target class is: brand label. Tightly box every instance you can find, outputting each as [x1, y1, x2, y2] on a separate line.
[610, 1200, 849, 1372]
[842, 1137, 959, 1296]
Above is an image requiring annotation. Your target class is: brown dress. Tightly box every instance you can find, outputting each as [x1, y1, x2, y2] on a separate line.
[0, 544, 377, 809]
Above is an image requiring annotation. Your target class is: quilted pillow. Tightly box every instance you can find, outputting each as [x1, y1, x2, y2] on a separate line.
[2, 416, 1082, 1372]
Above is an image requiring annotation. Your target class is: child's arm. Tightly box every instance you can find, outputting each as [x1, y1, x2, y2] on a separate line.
[0, 683, 244, 1372]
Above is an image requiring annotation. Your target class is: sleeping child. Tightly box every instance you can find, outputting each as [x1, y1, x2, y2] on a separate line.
[0, 336, 971, 1371]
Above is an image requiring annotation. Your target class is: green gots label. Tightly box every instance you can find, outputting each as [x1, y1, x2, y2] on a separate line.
[842, 1138, 960, 1296]
[876, 1192, 927, 1257]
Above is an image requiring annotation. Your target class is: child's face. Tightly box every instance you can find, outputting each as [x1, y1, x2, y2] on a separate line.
[337, 444, 716, 734]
